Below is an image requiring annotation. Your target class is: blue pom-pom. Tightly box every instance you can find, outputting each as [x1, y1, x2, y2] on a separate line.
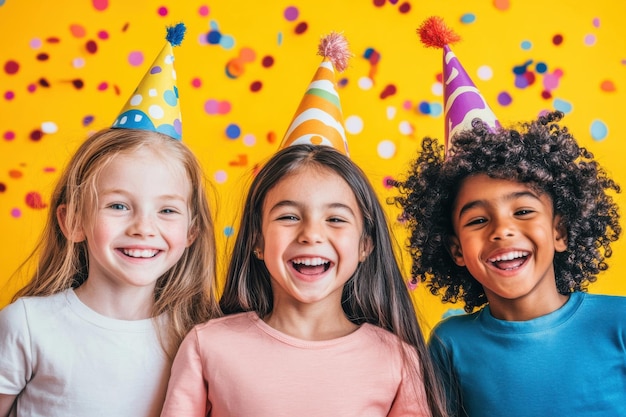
[166, 23, 186, 47]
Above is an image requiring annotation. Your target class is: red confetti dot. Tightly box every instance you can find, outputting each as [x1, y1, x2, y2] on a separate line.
[157, 6, 168, 16]
[523, 71, 536, 86]
[0, 183, 6, 193]
[70, 24, 87, 38]
[373, 0, 386, 6]
[4, 60, 19, 75]
[380, 84, 397, 99]
[72, 79, 85, 89]
[294, 21, 308, 35]
[435, 73, 443, 83]
[262, 55, 275, 68]
[25, 192, 47, 209]
[46, 37, 61, 43]
[86, 40, 98, 54]
[92, 0, 109, 11]
[552, 34, 564, 46]
[36, 53, 49, 61]
[541, 90, 552, 99]
[267, 131, 277, 144]
[398, 2, 411, 13]
[250, 81, 263, 92]
[39, 78, 50, 87]
[30, 129, 43, 141]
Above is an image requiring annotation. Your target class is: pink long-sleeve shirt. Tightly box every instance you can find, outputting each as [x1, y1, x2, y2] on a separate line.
[160, 311, 432, 417]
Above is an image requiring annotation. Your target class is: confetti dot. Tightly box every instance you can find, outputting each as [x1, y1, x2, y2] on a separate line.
[431, 82, 443, 96]
[70, 24, 87, 38]
[219, 35, 235, 49]
[493, 0, 510, 10]
[460, 13, 476, 24]
[373, 0, 385, 6]
[128, 51, 144, 66]
[83, 115, 94, 126]
[0, 183, 5, 192]
[535, 62, 547, 73]
[214, 170, 227, 184]
[521, 40, 532, 50]
[41, 122, 58, 134]
[207, 30, 221, 44]
[11, 208, 22, 218]
[250, 81, 262, 92]
[98, 30, 109, 40]
[27, 83, 37, 93]
[398, 121, 413, 135]
[39, 78, 50, 87]
[584, 34, 596, 47]
[36, 53, 49, 61]
[600, 80, 616, 92]
[592, 17, 600, 28]
[380, 84, 397, 99]
[552, 34, 564, 46]
[25, 192, 47, 209]
[240, 47, 256, 63]
[553, 98, 572, 114]
[9, 170, 22, 179]
[198, 5, 210, 16]
[97, 81, 108, 91]
[477, 65, 493, 81]
[30, 130, 43, 141]
[30, 38, 42, 49]
[382, 176, 394, 190]
[218, 101, 231, 115]
[4, 60, 19, 75]
[262, 55, 275, 68]
[358, 77, 374, 90]
[223, 226, 235, 237]
[543, 72, 560, 90]
[429, 103, 443, 117]
[226, 123, 241, 139]
[4, 131, 15, 141]
[294, 21, 308, 35]
[402, 100, 412, 111]
[590, 120, 608, 141]
[72, 79, 84, 89]
[377, 140, 396, 159]
[4, 91, 14, 100]
[73, 57, 85, 69]
[157, 6, 168, 16]
[417, 101, 430, 115]
[284, 6, 299, 21]
[345, 115, 364, 134]
[86, 40, 98, 54]
[386, 106, 396, 119]
[243, 134, 256, 146]
[497, 91, 513, 106]
[191, 77, 202, 88]
[92, 0, 109, 11]
[398, 2, 410, 13]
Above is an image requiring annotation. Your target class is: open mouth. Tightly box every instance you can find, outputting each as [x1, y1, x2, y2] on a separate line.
[291, 257, 331, 275]
[487, 251, 529, 270]
[122, 249, 159, 258]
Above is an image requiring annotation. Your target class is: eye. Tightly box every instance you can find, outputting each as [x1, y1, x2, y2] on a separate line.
[277, 214, 299, 222]
[327, 216, 347, 223]
[465, 217, 487, 227]
[108, 203, 128, 211]
[161, 208, 181, 214]
[515, 209, 535, 216]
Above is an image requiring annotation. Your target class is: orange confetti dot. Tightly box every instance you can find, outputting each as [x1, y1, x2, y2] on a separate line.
[600, 80, 616, 92]
[493, 0, 510, 10]
[239, 47, 256, 63]
[70, 24, 87, 38]
[9, 169, 22, 179]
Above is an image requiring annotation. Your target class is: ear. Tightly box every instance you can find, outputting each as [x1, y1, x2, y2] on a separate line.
[358, 237, 374, 262]
[56, 204, 85, 243]
[553, 215, 568, 253]
[186, 225, 198, 247]
[447, 235, 466, 267]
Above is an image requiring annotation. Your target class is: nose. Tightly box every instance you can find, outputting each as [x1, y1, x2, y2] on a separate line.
[298, 218, 324, 244]
[128, 211, 157, 237]
[489, 217, 515, 241]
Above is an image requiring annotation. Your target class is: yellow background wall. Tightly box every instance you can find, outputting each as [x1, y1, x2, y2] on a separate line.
[1, 0, 625, 332]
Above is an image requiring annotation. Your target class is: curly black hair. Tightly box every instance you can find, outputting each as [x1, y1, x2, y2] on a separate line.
[393, 111, 621, 312]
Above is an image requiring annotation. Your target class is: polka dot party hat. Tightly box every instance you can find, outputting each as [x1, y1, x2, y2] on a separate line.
[418, 16, 500, 154]
[279, 32, 352, 156]
[112, 23, 185, 140]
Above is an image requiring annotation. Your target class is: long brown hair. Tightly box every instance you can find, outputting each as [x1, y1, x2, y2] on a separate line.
[13, 128, 221, 357]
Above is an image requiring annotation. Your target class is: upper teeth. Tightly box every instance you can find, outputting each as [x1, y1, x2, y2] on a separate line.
[123, 249, 158, 258]
[292, 257, 328, 266]
[488, 251, 529, 262]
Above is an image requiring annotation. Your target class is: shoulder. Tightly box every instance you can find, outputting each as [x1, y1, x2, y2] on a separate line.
[0, 291, 67, 324]
[191, 311, 258, 338]
[578, 292, 626, 316]
[431, 310, 481, 338]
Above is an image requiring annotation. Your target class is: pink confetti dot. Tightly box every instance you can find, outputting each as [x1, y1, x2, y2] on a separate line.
[92, 0, 109, 11]
[493, 0, 510, 10]
[592, 17, 600, 28]
[4, 91, 15, 100]
[204, 99, 219, 114]
[3, 131, 15, 141]
[98, 30, 109, 40]
[198, 5, 210, 16]
[27, 83, 37, 93]
[284, 6, 299, 21]
[402, 100, 412, 110]
[30, 38, 42, 49]
[97, 82, 108, 91]
[217, 101, 232, 115]
[11, 208, 22, 218]
[128, 51, 144, 66]
[191, 78, 202, 88]
[157, 6, 168, 16]
[584, 34, 596, 46]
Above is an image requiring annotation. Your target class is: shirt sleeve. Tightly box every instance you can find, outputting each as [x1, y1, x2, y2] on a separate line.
[428, 331, 464, 417]
[160, 327, 210, 417]
[387, 344, 433, 417]
[0, 299, 32, 395]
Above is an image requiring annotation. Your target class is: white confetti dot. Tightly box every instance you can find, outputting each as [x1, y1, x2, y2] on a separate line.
[386, 106, 396, 120]
[243, 133, 256, 146]
[358, 77, 373, 90]
[398, 121, 413, 135]
[148, 88, 158, 97]
[41, 121, 58, 134]
[477, 65, 493, 81]
[73, 57, 85, 69]
[149, 105, 164, 119]
[431, 82, 443, 96]
[345, 115, 363, 134]
[377, 140, 396, 159]
[130, 94, 143, 106]
[214, 170, 228, 184]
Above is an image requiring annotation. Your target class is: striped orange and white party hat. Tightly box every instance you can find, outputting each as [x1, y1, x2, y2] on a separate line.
[279, 32, 352, 156]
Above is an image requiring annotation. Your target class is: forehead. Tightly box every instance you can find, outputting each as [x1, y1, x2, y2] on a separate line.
[454, 174, 552, 210]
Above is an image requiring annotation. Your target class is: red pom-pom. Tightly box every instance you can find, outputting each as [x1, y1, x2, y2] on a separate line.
[318, 32, 351, 72]
[417, 16, 461, 49]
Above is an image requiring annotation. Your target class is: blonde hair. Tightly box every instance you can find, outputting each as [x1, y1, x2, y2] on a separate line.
[13, 128, 221, 357]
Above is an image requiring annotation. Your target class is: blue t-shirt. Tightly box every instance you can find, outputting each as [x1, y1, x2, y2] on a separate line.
[429, 292, 626, 417]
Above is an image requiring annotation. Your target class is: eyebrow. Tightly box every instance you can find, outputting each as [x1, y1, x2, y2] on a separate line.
[269, 200, 356, 216]
[457, 190, 540, 218]
[100, 189, 187, 202]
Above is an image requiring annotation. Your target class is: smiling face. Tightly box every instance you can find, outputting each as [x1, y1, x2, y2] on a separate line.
[449, 174, 568, 319]
[259, 164, 370, 312]
[71, 146, 194, 294]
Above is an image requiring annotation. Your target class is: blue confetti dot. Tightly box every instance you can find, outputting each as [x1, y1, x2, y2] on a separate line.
[83, 115, 94, 126]
[460, 13, 476, 24]
[223, 226, 235, 237]
[163, 90, 178, 106]
[417, 101, 430, 114]
[535, 62, 548, 74]
[226, 123, 241, 139]
[513, 60, 533, 75]
[220, 35, 235, 49]
[521, 40, 532, 50]
[207, 30, 221, 44]
[590, 120, 608, 141]
[277, 32, 283, 46]
[364, 48, 374, 59]
[429, 102, 443, 117]
[553, 98, 572, 114]
[337, 78, 348, 87]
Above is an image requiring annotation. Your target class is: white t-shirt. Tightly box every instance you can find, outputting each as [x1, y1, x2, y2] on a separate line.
[0, 289, 171, 417]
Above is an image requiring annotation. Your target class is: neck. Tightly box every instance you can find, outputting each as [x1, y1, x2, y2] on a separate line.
[487, 291, 570, 321]
[74, 281, 155, 320]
